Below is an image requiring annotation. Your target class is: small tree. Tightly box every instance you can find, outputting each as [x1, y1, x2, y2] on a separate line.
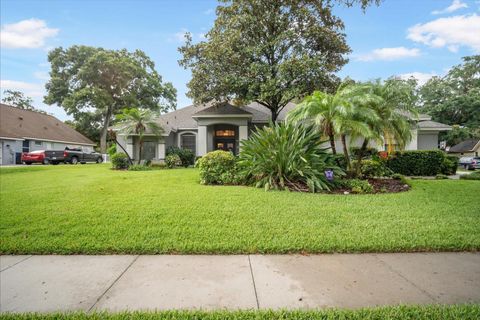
[116, 108, 163, 164]
[287, 85, 375, 171]
[351, 79, 417, 177]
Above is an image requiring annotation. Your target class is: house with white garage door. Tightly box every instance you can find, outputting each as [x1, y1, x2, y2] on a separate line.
[0, 103, 96, 165]
[114, 102, 451, 162]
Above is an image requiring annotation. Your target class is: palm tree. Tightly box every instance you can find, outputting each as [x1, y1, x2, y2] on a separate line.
[288, 85, 376, 171]
[352, 79, 418, 176]
[116, 108, 163, 164]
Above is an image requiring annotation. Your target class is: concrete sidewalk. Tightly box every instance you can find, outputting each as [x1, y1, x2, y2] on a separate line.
[1, 253, 479, 313]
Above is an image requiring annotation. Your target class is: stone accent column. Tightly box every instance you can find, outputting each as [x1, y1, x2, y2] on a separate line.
[157, 142, 165, 161]
[126, 137, 134, 159]
[197, 125, 207, 156]
[239, 125, 248, 151]
[405, 129, 418, 150]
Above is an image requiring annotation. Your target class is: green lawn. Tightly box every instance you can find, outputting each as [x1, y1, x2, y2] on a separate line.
[0, 164, 479, 254]
[1, 305, 479, 320]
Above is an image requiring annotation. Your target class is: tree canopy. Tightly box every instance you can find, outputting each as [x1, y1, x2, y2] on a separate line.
[44, 46, 177, 152]
[419, 55, 480, 129]
[179, 0, 379, 121]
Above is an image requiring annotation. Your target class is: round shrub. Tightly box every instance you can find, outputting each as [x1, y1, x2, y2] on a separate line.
[440, 156, 458, 175]
[197, 150, 237, 185]
[165, 154, 182, 168]
[111, 153, 129, 170]
[341, 179, 374, 194]
[166, 146, 195, 167]
[238, 122, 343, 192]
[360, 160, 393, 178]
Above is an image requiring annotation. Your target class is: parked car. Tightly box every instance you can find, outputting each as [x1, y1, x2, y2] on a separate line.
[459, 156, 480, 170]
[21, 150, 48, 165]
[44, 147, 103, 165]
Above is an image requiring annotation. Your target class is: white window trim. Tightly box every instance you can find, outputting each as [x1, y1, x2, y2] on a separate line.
[177, 131, 197, 148]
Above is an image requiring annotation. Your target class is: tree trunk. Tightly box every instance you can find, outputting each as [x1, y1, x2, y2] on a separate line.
[271, 109, 278, 122]
[329, 133, 337, 155]
[341, 134, 351, 171]
[354, 138, 369, 178]
[113, 137, 133, 165]
[99, 107, 113, 154]
[138, 138, 143, 165]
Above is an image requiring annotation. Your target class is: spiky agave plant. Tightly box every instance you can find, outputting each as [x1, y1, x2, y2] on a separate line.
[238, 122, 344, 192]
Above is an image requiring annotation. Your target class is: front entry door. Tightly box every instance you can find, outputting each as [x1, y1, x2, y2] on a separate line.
[215, 139, 235, 154]
[142, 141, 156, 161]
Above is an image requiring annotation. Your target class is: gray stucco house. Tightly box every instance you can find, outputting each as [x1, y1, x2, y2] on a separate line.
[115, 102, 451, 162]
[0, 103, 96, 165]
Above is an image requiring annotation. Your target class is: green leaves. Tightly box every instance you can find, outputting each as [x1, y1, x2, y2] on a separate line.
[44, 45, 177, 151]
[238, 122, 344, 192]
[179, 0, 364, 120]
[419, 55, 480, 128]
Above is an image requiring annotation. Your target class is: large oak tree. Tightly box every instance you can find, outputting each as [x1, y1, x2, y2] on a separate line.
[44, 46, 176, 152]
[179, 0, 379, 121]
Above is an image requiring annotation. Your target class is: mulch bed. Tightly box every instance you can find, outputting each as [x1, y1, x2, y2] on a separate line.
[331, 178, 410, 194]
[284, 178, 410, 194]
[367, 178, 410, 193]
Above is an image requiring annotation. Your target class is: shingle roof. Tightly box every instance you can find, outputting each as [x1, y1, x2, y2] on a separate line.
[417, 120, 452, 130]
[193, 102, 252, 116]
[158, 101, 296, 129]
[0, 104, 95, 145]
[448, 139, 480, 153]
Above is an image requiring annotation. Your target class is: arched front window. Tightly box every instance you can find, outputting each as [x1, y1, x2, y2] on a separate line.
[181, 133, 196, 154]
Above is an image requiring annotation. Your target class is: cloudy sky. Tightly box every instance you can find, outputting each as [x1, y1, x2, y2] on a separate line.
[1, 0, 479, 120]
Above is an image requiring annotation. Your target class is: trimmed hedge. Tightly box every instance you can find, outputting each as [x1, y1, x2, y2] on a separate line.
[386, 150, 454, 176]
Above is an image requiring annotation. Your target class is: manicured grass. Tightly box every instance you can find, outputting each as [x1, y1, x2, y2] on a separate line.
[0, 164, 479, 254]
[0, 305, 479, 320]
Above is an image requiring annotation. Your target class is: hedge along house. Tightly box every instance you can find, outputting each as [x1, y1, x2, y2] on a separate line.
[0, 104, 96, 165]
[114, 102, 451, 162]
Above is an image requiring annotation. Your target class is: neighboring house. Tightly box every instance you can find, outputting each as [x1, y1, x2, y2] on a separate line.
[114, 102, 451, 162]
[0, 104, 96, 165]
[448, 138, 480, 157]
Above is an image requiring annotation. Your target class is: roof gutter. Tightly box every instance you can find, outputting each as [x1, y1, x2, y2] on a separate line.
[21, 137, 96, 146]
[0, 136, 25, 141]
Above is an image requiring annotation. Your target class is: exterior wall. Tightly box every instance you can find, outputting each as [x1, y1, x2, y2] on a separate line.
[405, 129, 418, 151]
[28, 140, 92, 152]
[194, 117, 250, 156]
[417, 132, 439, 150]
[1, 139, 22, 165]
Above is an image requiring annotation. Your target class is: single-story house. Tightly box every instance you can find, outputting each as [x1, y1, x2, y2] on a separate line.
[448, 138, 480, 157]
[0, 103, 96, 165]
[114, 102, 451, 162]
